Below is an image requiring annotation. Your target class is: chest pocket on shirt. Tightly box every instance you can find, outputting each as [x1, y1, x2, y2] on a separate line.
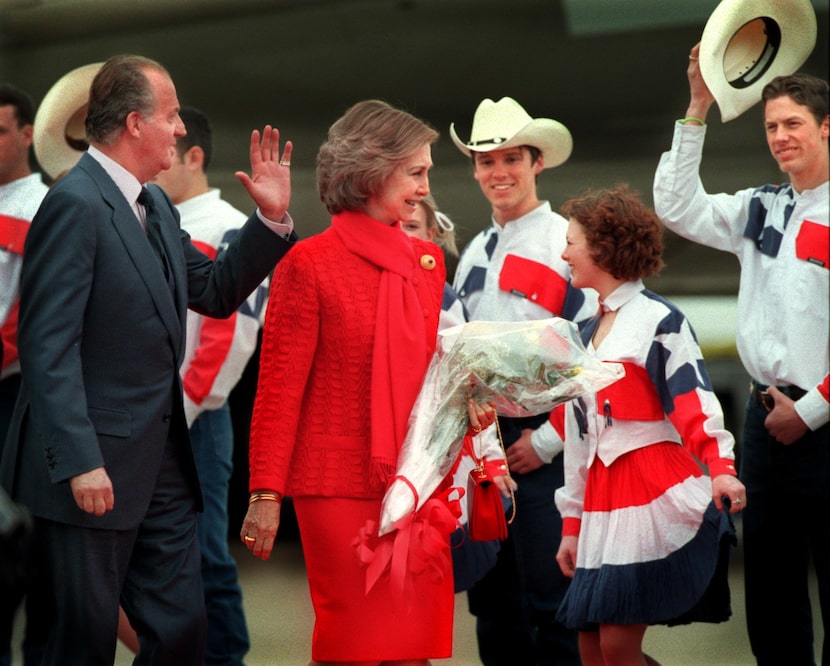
[595, 363, 664, 422]
[795, 220, 829, 269]
[499, 254, 568, 314]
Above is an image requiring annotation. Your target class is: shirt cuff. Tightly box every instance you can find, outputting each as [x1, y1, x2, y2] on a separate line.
[562, 517, 581, 538]
[794, 387, 830, 431]
[530, 420, 564, 463]
[257, 209, 294, 239]
[708, 457, 738, 478]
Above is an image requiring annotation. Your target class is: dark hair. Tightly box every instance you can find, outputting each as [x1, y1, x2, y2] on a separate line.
[561, 185, 664, 281]
[316, 99, 438, 214]
[85, 54, 169, 145]
[470, 144, 541, 167]
[762, 74, 829, 125]
[176, 106, 212, 170]
[0, 83, 36, 127]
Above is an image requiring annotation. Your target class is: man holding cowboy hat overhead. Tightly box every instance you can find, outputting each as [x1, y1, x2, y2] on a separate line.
[653, 0, 828, 663]
[451, 96, 596, 665]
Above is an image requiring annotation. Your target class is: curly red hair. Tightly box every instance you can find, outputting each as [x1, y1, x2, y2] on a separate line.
[561, 185, 664, 281]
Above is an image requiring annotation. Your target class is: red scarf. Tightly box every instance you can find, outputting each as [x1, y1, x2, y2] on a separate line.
[332, 211, 432, 484]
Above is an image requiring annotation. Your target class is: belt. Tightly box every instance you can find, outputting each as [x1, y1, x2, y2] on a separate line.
[749, 380, 807, 408]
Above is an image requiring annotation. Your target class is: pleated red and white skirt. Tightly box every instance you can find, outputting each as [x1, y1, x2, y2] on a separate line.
[557, 441, 736, 630]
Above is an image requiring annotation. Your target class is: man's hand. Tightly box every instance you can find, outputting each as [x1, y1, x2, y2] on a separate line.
[505, 428, 544, 475]
[70, 467, 114, 516]
[235, 126, 292, 222]
[764, 386, 810, 445]
[686, 42, 715, 121]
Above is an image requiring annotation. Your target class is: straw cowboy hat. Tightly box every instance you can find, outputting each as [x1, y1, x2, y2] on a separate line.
[33, 62, 103, 180]
[450, 97, 573, 169]
[699, 0, 816, 122]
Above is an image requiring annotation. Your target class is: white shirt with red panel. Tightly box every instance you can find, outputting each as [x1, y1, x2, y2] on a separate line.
[178, 189, 269, 427]
[654, 122, 829, 431]
[453, 200, 599, 462]
[1, 173, 49, 379]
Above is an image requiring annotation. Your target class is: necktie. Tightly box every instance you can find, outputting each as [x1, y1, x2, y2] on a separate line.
[138, 186, 171, 282]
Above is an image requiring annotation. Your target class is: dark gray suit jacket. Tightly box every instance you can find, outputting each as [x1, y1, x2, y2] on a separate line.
[0, 152, 292, 530]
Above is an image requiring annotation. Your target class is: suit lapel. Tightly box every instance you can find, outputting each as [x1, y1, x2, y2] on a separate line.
[78, 156, 182, 355]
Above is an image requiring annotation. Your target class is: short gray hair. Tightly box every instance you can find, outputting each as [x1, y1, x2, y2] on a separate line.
[316, 100, 438, 214]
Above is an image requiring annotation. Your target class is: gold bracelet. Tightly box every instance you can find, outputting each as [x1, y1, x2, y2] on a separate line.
[249, 491, 281, 505]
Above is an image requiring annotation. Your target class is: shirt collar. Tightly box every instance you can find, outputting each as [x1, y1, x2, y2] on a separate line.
[600, 279, 644, 312]
[87, 145, 143, 207]
[489, 201, 552, 232]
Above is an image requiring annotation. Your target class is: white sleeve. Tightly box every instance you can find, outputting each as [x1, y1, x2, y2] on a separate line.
[530, 419, 564, 463]
[653, 122, 751, 255]
[554, 401, 588, 522]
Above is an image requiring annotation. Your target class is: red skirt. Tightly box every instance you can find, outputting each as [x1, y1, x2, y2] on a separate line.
[294, 496, 454, 662]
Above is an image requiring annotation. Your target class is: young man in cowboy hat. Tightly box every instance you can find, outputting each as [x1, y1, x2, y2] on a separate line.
[451, 96, 596, 665]
[0, 81, 50, 666]
[654, 46, 829, 665]
[0, 54, 296, 663]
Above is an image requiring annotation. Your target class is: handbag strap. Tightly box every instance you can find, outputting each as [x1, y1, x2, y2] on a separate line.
[471, 415, 517, 525]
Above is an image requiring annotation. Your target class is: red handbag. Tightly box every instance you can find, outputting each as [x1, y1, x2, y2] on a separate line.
[467, 417, 516, 543]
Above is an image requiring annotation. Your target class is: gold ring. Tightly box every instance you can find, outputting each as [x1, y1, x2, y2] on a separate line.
[243, 535, 255, 543]
[279, 160, 291, 167]
[471, 425, 482, 433]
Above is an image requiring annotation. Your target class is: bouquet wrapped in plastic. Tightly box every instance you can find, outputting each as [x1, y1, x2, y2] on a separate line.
[378, 317, 625, 535]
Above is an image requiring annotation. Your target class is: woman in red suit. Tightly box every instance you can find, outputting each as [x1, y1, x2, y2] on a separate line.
[240, 99, 493, 666]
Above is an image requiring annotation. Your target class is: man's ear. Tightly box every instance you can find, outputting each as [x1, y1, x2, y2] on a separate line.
[125, 111, 143, 137]
[183, 145, 205, 170]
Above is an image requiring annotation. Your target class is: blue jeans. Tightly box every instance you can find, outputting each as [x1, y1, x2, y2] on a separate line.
[191, 404, 250, 666]
[467, 415, 580, 666]
[740, 397, 829, 666]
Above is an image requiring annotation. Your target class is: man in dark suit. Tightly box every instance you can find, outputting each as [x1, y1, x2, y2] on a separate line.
[0, 54, 295, 664]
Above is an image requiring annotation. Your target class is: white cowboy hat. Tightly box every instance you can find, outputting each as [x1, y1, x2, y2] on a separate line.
[450, 97, 573, 169]
[699, 0, 817, 122]
[33, 62, 103, 179]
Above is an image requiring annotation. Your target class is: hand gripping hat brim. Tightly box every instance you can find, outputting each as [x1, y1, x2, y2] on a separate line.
[450, 97, 573, 169]
[699, 0, 816, 122]
[33, 62, 103, 180]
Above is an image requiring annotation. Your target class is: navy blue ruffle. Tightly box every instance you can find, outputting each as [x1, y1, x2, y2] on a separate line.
[557, 502, 736, 630]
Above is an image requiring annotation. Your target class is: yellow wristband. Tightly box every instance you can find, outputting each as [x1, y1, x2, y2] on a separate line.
[678, 116, 706, 126]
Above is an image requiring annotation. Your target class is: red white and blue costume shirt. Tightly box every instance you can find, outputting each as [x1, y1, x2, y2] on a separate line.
[1, 173, 49, 379]
[452, 201, 598, 461]
[178, 189, 269, 426]
[555, 280, 738, 532]
[654, 122, 829, 431]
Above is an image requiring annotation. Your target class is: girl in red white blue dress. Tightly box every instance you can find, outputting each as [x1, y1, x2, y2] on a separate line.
[553, 186, 747, 666]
